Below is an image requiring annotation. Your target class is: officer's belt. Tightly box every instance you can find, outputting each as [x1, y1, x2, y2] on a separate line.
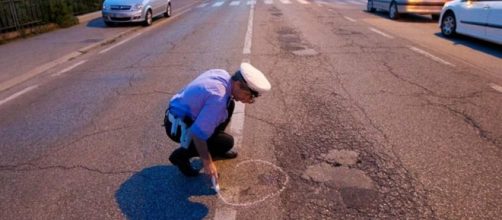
[167, 112, 192, 149]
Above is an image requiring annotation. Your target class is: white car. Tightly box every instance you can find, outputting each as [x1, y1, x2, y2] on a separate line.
[439, 0, 502, 45]
[367, 0, 448, 20]
[102, 0, 172, 26]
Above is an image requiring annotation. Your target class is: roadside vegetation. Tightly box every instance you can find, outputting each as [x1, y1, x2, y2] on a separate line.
[0, 0, 102, 43]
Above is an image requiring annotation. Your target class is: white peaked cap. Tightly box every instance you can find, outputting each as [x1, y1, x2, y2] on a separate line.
[240, 63, 271, 94]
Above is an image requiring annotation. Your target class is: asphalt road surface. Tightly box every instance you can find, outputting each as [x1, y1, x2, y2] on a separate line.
[0, 0, 501, 219]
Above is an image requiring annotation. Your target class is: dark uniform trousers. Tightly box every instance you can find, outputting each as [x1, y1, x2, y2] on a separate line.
[164, 100, 235, 161]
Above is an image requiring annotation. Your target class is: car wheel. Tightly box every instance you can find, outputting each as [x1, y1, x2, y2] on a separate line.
[389, 1, 399, 20]
[143, 10, 153, 26]
[164, 3, 171, 17]
[441, 11, 456, 38]
[367, 0, 375, 12]
[431, 14, 440, 20]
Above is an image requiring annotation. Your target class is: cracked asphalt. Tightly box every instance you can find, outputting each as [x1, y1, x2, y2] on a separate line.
[1, 0, 501, 219]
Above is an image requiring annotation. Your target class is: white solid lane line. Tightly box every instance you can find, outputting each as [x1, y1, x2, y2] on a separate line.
[369, 27, 394, 39]
[214, 4, 257, 219]
[297, 0, 310, 4]
[99, 32, 142, 54]
[52, 60, 87, 77]
[409, 46, 455, 67]
[243, 4, 255, 54]
[0, 85, 38, 107]
[230, 1, 240, 6]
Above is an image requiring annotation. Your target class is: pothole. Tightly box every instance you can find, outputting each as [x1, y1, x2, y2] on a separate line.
[301, 163, 374, 189]
[340, 187, 378, 209]
[321, 149, 360, 166]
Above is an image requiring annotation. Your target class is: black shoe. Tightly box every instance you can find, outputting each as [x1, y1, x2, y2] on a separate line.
[214, 150, 238, 160]
[169, 152, 199, 177]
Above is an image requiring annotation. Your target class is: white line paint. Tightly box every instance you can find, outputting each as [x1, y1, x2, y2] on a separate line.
[51, 60, 87, 77]
[344, 16, 356, 22]
[243, 4, 255, 54]
[213, 5, 256, 216]
[197, 3, 209, 7]
[369, 27, 394, 39]
[0, 85, 38, 106]
[279, 0, 292, 4]
[409, 46, 455, 66]
[489, 83, 502, 93]
[247, 0, 256, 5]
[212, 1, 225, 7]
[214, 208, 237, 220]
[297, 0, 310, 4]
[0, 51, 81, 92]
[264, 0, 273, 4]
[99, 32, 142, 54]
[229, 102, 246, 139]
[230, 1, 240, 6]
[347, 0, 364, 5]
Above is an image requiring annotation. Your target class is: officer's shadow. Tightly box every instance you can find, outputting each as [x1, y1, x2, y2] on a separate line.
[115, 165, 214, 220]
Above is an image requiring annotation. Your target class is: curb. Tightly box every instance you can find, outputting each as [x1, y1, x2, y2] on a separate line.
[77, 11, 102, 24]
[0, 0, 201, 93]
[0, 21, 142, 93]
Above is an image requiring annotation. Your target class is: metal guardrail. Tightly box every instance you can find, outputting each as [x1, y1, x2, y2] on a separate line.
[0, 0, 101, 34]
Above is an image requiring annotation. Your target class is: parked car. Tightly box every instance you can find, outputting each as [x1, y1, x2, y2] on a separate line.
[367, 0, 449, 20]
[102, 0, 172, 26]
[439, 0, 502, 45]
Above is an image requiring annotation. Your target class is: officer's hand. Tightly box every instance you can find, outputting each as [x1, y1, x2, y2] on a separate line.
[203, 161, 218, 180]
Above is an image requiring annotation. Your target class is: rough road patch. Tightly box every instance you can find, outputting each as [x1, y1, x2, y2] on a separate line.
[216, 160, 289, 207]
[302, 163, 374, 189]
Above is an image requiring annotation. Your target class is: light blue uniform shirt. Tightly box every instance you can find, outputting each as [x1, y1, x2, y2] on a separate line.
[168, 69, 232, 140]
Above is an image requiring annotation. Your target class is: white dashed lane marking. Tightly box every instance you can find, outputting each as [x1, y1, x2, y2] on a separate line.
[344, 16, 356, 22]
[409, 46, 455, 66]
[198, 2, 209, 7]
[0, 85, 38, 107]
[52, 60, 87, 77]
[297, 0, 310, 4]
[489, 83, 502, 93]
[213, 1, 225, 7]
[369, 27, 394, 39]
[99, 32, 142, 54]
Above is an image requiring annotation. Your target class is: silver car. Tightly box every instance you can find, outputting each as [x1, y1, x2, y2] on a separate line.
[102, 0, 172, 26]
[367, 0, 449, 20]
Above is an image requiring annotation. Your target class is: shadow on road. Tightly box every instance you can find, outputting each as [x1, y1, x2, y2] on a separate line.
[115, 165, 214, 220]
[434, 33, 502, 59]
[86, 18, 106, 28]
[85, 17, 166, 28]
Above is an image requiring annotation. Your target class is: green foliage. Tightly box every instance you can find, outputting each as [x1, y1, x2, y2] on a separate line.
[47, 0, 78, 28]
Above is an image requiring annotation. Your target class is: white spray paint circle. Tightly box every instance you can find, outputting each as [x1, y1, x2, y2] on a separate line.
[216, 159, 289, 207]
